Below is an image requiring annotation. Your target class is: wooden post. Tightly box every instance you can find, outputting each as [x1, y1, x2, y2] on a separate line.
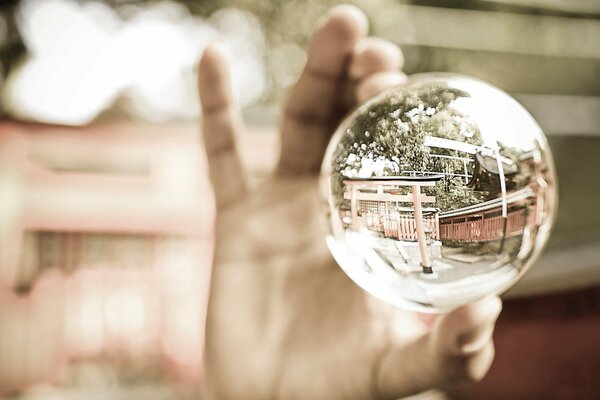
[412, 185, 432, 273]
[495, 146, 508, 254]
[350, 184, 359, 232]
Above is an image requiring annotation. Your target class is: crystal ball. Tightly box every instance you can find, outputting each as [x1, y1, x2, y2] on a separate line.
[320, 73, 557, 312]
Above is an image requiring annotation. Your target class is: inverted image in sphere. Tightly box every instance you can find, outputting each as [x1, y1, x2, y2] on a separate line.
[320, 73, 557, 312]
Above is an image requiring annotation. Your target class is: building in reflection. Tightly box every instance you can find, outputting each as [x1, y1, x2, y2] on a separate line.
[340, 143, 544, 274]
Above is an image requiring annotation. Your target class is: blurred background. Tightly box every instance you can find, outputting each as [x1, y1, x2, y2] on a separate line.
[0, 0, 598, 398]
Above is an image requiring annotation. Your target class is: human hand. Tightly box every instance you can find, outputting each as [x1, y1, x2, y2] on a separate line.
[199, 5, 502, 400]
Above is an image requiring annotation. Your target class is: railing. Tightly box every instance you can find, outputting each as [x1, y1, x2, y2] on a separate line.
[345, 185, 536, 243]
[360, 211, 439, 241]
[439, 208, 527, 242]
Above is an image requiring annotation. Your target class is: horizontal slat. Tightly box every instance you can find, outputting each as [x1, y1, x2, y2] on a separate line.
[515, 94, 600, 136]
[401, 45, 600, 96]
[373, 4, 600, 59]
[480, 0, 600, 16]
[546, 136, 600, 248]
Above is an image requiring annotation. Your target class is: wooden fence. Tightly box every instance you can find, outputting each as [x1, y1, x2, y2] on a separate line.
[439, 208, 527, 242]
[360, 212, 439, 241]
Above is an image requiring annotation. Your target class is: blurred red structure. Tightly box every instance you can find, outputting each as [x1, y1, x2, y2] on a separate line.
[0, 122, 215, 393]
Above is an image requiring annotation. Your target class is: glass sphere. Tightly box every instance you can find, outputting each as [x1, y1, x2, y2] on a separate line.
[320, 73, 557, 312]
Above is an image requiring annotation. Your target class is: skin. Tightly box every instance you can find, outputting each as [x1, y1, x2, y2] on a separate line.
[199, 5, 502, 400]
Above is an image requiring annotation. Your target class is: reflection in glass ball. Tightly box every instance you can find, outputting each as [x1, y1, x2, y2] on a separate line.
[321, 73, 557, 312]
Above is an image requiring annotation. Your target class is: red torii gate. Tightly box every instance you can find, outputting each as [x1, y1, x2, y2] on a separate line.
[343, 175, 443, 273]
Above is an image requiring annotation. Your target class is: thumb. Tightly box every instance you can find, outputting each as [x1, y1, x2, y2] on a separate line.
[433, 296, 502, 357]
[374, 296, 502, 399]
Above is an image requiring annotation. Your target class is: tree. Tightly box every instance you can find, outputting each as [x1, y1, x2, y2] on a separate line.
[330, 81, 485, 211]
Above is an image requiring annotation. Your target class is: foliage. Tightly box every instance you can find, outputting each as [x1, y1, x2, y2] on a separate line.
[331, 81, 485, 211]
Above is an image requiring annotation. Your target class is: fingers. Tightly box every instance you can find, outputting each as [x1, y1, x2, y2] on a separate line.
[350, 37, 407, 103]
[349, 37, 404, 80]
[278, 6, 407, 176]
[374, 297, 502, 399]
[278, 5, 368, 176]
[344, 37, 404, 109]
[198, 44, 247, 209]
[356, 71, 408, 104]
[432, 296, 502, 357]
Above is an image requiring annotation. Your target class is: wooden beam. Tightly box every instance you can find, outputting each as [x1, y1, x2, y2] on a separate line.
[344, 191, 436, 204]
[344, 180, 437, 187]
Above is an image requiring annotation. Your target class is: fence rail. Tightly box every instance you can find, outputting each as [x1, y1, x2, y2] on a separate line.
[439, 208, 527, 242]
[360, 212, 440, 241]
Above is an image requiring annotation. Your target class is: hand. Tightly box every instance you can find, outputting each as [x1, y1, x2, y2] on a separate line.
[199, 5, 502, 400]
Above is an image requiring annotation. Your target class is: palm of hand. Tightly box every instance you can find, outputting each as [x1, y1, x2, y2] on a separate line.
[209, 177, 425, 399]
[199, 6, 501, 400]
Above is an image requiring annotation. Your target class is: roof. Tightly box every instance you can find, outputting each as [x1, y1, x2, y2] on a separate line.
[475, 153, 519, 175]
